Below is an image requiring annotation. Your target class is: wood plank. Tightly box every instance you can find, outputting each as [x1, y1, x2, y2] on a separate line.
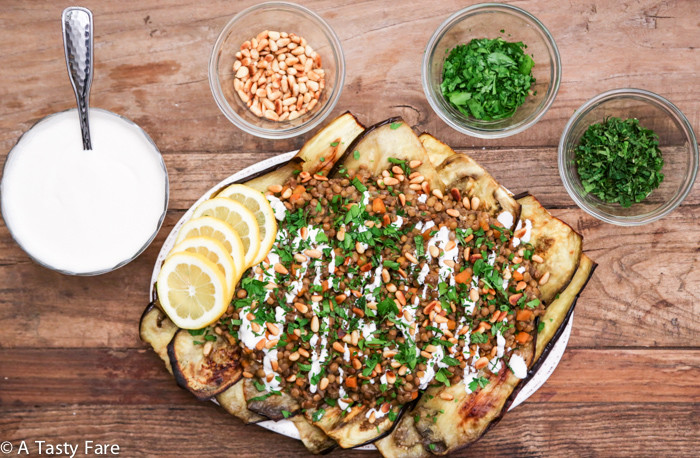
[0, 0, 697, 156]
[0, 403, 696, 457]
[2, 349, 697, 407]
[2, 204, 697, 349]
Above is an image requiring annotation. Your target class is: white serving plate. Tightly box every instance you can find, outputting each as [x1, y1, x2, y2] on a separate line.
[149, 151, 573, 450]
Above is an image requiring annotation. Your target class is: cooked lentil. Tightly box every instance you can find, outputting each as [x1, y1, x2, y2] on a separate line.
[217, 157, 545, 418]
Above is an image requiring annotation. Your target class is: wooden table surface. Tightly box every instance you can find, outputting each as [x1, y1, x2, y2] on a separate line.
[1, 0, 698, 456]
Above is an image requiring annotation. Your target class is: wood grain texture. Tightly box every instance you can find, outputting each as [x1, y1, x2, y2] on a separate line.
[1, 404, 697, 457]
[0, 0, 698, 456]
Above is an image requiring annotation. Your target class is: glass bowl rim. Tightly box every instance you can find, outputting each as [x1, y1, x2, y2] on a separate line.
[421, 2, 562, 139]
[208, 1, 345, 140]
[0, 107, 170, 276]
[557, 87, 699, 226]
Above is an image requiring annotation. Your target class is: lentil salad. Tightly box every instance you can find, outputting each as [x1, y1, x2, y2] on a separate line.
[223, 157, 547, 423]
[141, 113, 594, 456]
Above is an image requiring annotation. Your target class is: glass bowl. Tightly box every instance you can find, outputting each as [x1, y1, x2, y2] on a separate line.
[422, 3, 561, 139]
[559, 89, 698, 226]
[209, 2, 345, 139]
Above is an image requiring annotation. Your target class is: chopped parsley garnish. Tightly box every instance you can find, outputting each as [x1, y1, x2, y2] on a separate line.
[351, 177, 367, 193]
[282, 410, 292, 418]
[312, 409, 325, 422]
[389, 122, 402, 130]
[353, 150, 360, 160]
[469, 376, 490, 392]
[441, 37, 535, 120]
[330, 141, 339, 147]
[575, 117, 664, 207]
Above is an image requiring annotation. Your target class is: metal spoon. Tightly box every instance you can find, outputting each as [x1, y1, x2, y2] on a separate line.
[62, 7, 93, 150]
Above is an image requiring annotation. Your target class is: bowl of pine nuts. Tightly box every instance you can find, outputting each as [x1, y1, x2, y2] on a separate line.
[209, 2, 345, 139]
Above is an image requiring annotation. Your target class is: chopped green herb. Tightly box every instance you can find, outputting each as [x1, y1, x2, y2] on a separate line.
[575, 117, 664, 207]
[353, 150, 360, 160]
[330, 141, 339, 147]
[352, 177, 367, 193]
[441, 38, 535, 120]
[468, 376, 490, 392]
[312, 409, 326, 422]
[390, 122, 402, 130]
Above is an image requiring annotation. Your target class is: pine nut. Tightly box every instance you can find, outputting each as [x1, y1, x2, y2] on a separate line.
[289, 351, 300, 361]
[539, 271, 551, 285]
[470, 288, 480, 302]
[409, 160, 422, 168]
[429, 245, 440, 258]
[462, 196, 471, 209]
[440, 392, 454, 401]
[298, 347, 310, 358]
[319, 377, 329, 390]
[202, 341, 213, 357]
[274, 263, 289, 275]
[294, 302, 308, 314]
[333, 341, 345, 353]
[445, 240, 456, 252]
[266, 322, 280, 336]
[405, 252, 419, 264]
[232, 31, 324, 120]
[532, 254, 544, 263]
[471, 196, 480, 210]
[446, 208, 460, 217]
[311, 315, 319, 333]
[304, 249, 322, 258]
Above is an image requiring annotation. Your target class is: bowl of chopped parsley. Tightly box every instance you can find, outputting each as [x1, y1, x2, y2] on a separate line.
[559, 88, 698, 225]
[422, 3, 561, 138]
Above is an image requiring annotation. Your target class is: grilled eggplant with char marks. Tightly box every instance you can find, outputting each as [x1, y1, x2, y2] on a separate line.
[167, 328, 242, 400]
[242, 377, 301, 421]
[419, 133, 520, 232]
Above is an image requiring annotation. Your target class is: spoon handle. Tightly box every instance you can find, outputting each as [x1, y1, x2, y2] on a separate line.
[62, 7, 94, 150]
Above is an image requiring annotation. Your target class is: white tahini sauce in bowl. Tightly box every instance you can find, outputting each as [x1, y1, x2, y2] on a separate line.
[1, 108, 168, 274]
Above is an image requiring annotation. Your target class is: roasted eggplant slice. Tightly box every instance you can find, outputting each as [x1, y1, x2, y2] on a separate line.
[517, 195, 582, 304]
[290, 416, 338, 454]
[418, 133, 456, 169]
[297, 111, 365, 175]
[215, 381, 266, 424]
[534, 253, 595, 363]
[306, 403, 403, 449]
[225, 112, 365, 195]
[434, 153, 520, 232]
[330, 118, 442, 192]
[139, 302, 178, 375]
[167, 328, 242, 400]
[242, 378, 301, 421]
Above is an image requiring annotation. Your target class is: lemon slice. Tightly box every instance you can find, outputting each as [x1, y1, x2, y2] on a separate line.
[170, 236, 238, 300]
[217, 184, 278, 266]
[192, 197, 260, 268]
[174, 216, 246, 276]
[157, 251, 228, 329]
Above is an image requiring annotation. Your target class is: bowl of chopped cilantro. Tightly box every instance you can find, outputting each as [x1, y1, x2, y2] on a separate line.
[559, 88, 698, 225]
[422, 3, 561, 138]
